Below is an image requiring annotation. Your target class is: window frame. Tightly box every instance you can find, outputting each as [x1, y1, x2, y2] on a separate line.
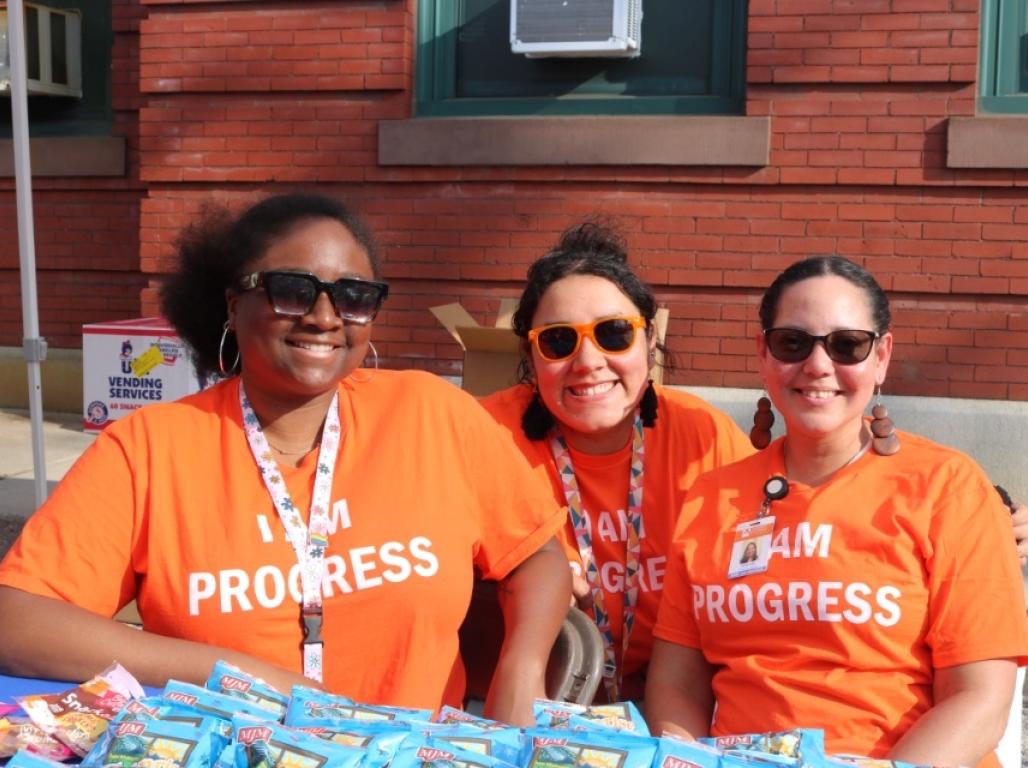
[415, 0, 747, 117]
[979, 0, 1028, 113]
[0, 0, 114, 138]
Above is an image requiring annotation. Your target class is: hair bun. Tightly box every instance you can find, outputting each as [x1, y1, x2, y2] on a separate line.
[555, 219, 627, 264]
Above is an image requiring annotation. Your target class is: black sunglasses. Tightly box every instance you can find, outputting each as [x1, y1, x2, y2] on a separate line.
[236, 270, 388, 324]
[528, 316, 647, 362]
[764, 327, 880, 365]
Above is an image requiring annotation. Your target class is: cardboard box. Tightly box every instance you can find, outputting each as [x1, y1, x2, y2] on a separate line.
[82, 317, 204, 432]
[431, 301, 669, 398]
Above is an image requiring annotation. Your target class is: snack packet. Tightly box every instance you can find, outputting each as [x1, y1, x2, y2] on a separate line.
[17, 663, 145, 756]
[162, 681, 279, 723]
[702, 729, 826, 765]
[533, 699, 649, 734]
[85, 699, 231, 767]
[204, 661, 289, 719]
[433, 707, 504, 730]
[390, 733, 517, 768]
[405, 721, 522, 766]
[0, 704, 76, 762]
[227, 719, 365, 768]
[82, 715, 227, 768]
[653, 734, 721, 768]
[286, 686, 432, 724]
[519, 727, 658, 768]
[6, 749, 69, 768]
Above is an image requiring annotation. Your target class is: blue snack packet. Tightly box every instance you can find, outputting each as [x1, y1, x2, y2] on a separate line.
[163, 681, 279, 723]
[84, 710, 228, 767]
[204, 661, 289, 720]
[720, 752, 800, 768]
[6, 751, 68, 768]
[286, 686, 432, 724]
[82, 716, 226, 768]
[290, 718, 409, 768]
[533, 700, 649, 735]
[519, 727, 658, 768]
[701, 729, 826, 766]
[229, 720, 365, 768]
[532, 700, 583, 729]
[389, 733, 517, 768]
[653, 735, 721, 768]
[410, 723, 522, 766]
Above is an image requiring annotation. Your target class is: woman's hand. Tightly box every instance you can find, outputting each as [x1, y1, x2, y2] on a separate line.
[571, 569, 591, 609]
[484, 538, 571, 726]
[1010, 502, 1028, 567]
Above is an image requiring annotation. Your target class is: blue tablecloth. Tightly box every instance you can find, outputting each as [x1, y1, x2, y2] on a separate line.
[0, 673, 161, 704]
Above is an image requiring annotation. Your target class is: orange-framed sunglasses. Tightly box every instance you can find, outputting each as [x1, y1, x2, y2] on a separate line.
[527, 315, 648, 361]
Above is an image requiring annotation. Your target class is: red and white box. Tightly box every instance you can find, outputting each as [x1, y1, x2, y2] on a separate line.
[82, 317, 203, 432]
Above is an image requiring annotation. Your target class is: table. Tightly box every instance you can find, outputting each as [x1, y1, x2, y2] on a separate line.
[0, 673, 160, 704]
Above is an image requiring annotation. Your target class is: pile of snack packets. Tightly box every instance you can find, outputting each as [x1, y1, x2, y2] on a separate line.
[1, 661, 945, 768]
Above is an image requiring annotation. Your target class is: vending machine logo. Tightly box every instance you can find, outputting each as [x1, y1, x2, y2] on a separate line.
[86, 401, 109, 426]
[120, 340, 134, 374]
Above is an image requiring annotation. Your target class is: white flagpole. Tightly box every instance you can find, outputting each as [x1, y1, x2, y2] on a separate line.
[8, 0, 49, 506]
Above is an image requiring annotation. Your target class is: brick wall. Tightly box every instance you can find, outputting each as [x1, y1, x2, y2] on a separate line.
[0, 1, 145, 349]
[5, 0, 1027, 401]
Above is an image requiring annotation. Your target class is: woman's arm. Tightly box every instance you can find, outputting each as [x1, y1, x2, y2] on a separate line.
[484, 537, 570, 727]
[644, 639, 716, 739]
[0, 586, 318, 694]
[888, 658, 1016, 766]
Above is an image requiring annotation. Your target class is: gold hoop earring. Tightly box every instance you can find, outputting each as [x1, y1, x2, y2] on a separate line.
[350, 342, 378, 383]
[218, 321, 240, 377]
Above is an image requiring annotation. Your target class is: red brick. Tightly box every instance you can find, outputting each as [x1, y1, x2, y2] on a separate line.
[860, 13, 920, 31]
[830, 30, 889, 48]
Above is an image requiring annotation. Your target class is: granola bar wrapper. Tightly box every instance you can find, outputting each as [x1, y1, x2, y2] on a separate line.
[16, 662, 145, 757]
[0, 704, 76, 761]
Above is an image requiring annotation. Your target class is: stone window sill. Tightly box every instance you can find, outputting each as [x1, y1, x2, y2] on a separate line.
[947, 117, 1028, 169]
[378, 116, 769, 167]
[0, 136, 126, 177]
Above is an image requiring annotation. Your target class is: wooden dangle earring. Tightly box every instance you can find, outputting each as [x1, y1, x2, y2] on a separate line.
[750, 395, 775, 449]
[870, 386, 901, 456]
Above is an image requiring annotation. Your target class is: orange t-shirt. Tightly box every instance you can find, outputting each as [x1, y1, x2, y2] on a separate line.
[479, 383, 751, 700]
[0, 371, 565, 711]
[654, 432, 1028, 764]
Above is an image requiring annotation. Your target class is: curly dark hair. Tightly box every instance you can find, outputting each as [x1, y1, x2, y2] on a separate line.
[159, 192, 379, 378]
[759, 255, 891, 333]
[512, 220, 662, 438]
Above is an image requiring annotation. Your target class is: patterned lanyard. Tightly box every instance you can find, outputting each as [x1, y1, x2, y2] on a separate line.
[239, 383, 342, 683]
[549, 412, 644, 703]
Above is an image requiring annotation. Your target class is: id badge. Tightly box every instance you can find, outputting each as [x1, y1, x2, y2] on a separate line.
[727, 516, 775, 579]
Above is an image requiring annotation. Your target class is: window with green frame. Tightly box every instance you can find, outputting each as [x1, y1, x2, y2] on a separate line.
[416, 0, 747, 116]
[1, 0, 113, 137]
[979, 0, 1028, 113]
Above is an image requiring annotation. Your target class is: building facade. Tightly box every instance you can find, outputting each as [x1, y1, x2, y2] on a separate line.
[1, 0, 1027, 407]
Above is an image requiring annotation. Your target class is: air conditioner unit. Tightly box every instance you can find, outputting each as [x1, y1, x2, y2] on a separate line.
[0, 2, 83, 98]
[511, 0, 642, 58]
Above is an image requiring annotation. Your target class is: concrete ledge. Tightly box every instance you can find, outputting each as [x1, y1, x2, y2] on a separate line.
[378, 116, 770, 166]
[0, 136, 126, 177]
[947, 117, 1028, 169]
[0, 347, 82, 413]
[682, 385, 1028, 504]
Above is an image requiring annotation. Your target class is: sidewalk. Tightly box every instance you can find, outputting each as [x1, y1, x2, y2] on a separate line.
[0, 408, 95, 558]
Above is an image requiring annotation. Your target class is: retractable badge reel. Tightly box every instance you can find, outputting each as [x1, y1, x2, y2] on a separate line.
[727, 475, 788, 579]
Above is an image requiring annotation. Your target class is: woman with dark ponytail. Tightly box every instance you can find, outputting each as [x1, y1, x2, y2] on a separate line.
[479, 221, 753, 703]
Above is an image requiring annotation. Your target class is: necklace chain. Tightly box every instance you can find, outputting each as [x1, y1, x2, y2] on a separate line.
[265, 439, 320, 456]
